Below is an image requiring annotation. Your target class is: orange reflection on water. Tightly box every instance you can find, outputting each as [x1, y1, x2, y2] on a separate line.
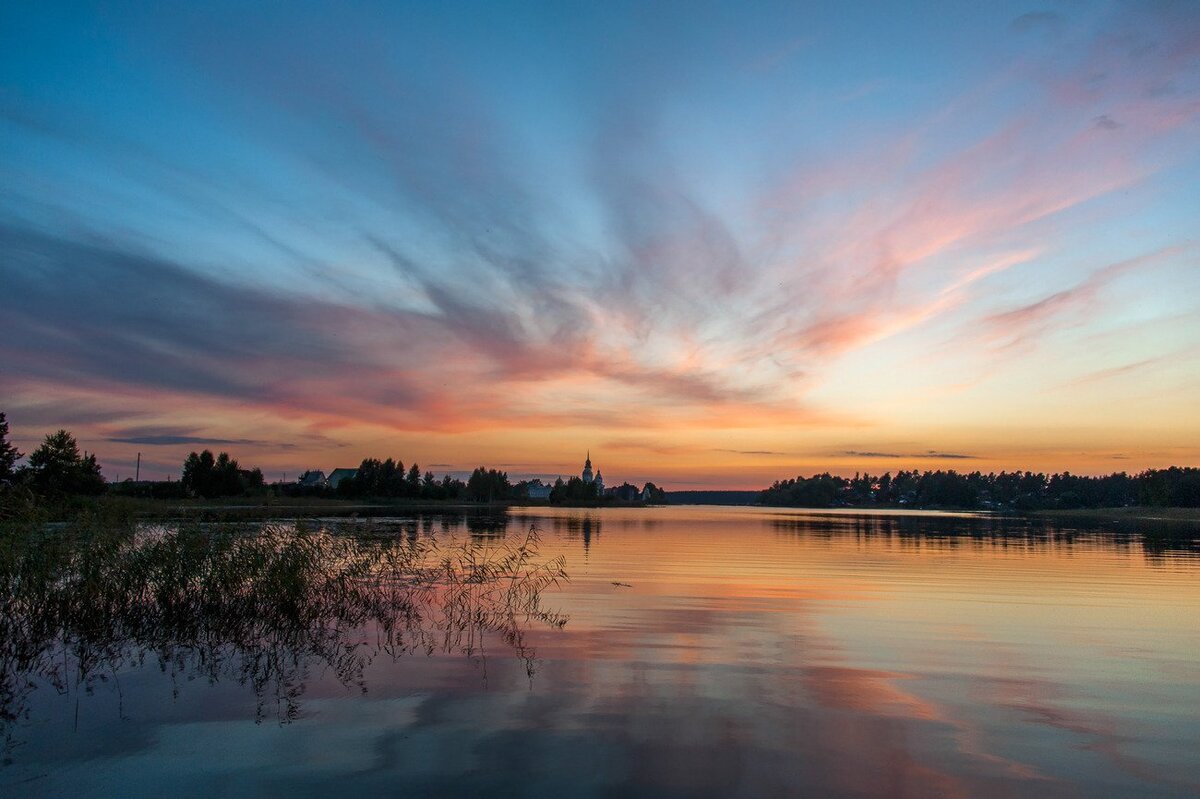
[514, 506, 1200, 797]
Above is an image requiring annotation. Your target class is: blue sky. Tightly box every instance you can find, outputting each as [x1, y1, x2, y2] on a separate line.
[2, 1, 1198, 487]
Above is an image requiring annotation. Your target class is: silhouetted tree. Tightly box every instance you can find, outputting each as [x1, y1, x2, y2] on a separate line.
[381, 458, 403, 496]
[641, 482, 667, 503]
[440, 474, 465, 499]
[918, 470, 978, 507]
[240, 467, 265, 493]
[23, 430, 105, 496]
[181, 450, 256, 498]
[550, 476, 598, 503]
[759, 467, 1200, 510]
[466, 467, 510, 502]
[0, 412, 21, 484]
[1139, 466, 1200, 508]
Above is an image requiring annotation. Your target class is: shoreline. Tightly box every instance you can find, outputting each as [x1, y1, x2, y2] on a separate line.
[10, 494, 1199, 526]
[53, 495, 656, 521]
[1020, 506, 1200, 524]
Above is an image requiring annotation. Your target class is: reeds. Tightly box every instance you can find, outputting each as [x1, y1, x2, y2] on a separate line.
[0, 518, 568, 761]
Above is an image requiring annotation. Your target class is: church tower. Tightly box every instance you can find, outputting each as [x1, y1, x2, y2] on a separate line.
[582, 451, 594, 483]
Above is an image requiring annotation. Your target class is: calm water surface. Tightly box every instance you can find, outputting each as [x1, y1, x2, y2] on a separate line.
[4, 506, 1199, 798]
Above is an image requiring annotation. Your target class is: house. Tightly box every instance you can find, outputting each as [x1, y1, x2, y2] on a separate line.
[327, 468, 358, 490]
[526, 479, 553, 500]
[297, 470, 327, 489]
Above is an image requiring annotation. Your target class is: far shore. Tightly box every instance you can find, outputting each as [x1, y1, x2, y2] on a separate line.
[9, 493, 1200, 527]
[100, 499, 1200, 521]
[753, 504, 1200, 523]
[83, 495, 655, 520]
[1021, 506, 1200, 523]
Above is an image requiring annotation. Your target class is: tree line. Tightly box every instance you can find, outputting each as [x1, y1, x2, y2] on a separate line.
[320, 459, 513, 503]
[181, 450, 265, 498]
[303, 456, 665, 504]
[323, 460, 664, 504]
[759, 467, 1200, 510]
[541, 476, 666, 504]
[0, 410, 655, 507]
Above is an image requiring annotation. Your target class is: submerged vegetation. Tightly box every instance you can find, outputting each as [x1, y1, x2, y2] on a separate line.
[0, 517, 568, 762]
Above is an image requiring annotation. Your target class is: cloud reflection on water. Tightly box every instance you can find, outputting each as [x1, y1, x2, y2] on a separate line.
[4, 507, 1199, 797]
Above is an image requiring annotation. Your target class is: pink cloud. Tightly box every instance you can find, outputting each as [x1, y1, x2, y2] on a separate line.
[978, 246, 1187, 351]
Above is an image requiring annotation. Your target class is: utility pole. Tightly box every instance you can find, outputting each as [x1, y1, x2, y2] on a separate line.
[135, 452, 141, 482]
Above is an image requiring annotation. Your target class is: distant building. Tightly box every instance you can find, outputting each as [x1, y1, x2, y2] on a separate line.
[610, 483, 640, 502]
[297, 470, 327, 489]
[526, 479, 552, 500]
[327, 468, 358, 490]
[581, 452, 610, 494]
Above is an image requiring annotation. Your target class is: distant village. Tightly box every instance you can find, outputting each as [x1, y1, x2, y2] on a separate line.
[291, 451, 665, 504]
[522, 451, 661, 503]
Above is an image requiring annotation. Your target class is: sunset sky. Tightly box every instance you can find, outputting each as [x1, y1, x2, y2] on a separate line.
[2, 1, 1198, 488]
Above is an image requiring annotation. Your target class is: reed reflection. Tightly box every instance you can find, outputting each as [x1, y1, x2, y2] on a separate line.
[0, 520, 568, 761]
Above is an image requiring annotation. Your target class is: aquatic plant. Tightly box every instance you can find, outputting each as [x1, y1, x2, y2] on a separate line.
[0, 519, 567, 762]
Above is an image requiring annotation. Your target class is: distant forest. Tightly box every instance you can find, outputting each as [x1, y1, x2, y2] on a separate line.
[759, 468, 1200, 510]
[120, 452, 663, 505]
[312, 460, 665, 505]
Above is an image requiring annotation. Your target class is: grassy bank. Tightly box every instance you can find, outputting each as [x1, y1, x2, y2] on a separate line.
[1024, 506, 1200, 524]
[124, 495, 518, 521]
[0, 493, 515, 525]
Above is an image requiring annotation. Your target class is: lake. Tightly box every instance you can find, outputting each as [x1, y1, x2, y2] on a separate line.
[2, 506, 1198, 798]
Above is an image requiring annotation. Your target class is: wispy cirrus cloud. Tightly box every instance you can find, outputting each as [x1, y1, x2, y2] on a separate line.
[979, 247, 1189, 351]
[108, 435, 292, 448]
[0, 222, 833, 441]
[842, 450, 979, 461]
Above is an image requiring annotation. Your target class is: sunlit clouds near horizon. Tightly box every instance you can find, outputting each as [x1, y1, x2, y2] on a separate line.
[2, 1, 1199, 487]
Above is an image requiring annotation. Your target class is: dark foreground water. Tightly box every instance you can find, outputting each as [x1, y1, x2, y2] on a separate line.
[2, 506, 1198, 798]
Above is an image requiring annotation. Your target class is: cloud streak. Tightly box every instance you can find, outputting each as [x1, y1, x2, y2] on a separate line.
[108, 436, 286, 448]
[842, 451, 979, 461]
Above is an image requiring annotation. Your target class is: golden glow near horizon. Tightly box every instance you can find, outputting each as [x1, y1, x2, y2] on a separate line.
[2, 4, 1199, 487]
